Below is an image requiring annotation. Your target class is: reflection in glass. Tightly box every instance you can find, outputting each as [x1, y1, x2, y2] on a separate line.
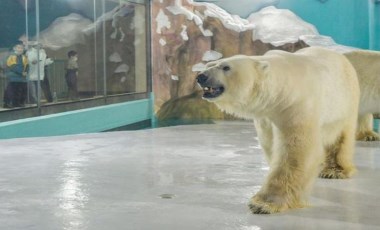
[0, 0, 149, 118]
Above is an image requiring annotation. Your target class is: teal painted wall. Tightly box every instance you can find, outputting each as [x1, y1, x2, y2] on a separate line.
[0, 98, 153, 139]
[277, 0, 371, 49]
[369, 0, 380, 50]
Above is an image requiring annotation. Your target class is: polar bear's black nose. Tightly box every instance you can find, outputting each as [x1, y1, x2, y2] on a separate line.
[197, 74, 208, 85]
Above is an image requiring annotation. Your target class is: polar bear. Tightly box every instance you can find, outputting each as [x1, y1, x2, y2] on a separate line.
[344, 50, 380, 141]
[196, 47, 360, 214]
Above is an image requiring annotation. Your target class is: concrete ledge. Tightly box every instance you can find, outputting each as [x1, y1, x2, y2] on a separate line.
[0, 98, 152, 139]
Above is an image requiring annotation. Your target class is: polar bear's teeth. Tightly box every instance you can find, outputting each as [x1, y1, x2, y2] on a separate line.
[204, 87, 209, 91]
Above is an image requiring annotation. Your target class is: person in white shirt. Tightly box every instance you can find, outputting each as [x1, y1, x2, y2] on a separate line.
[26, 42, 53, 104]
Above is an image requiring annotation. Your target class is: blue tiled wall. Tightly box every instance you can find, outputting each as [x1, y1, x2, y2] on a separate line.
[277, 0, 376, 50]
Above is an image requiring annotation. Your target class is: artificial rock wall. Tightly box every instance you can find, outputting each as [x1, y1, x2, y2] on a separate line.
[151, 0, 307, 124]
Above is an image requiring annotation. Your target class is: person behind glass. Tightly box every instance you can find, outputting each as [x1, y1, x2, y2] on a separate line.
[42, 57, 54, 103]
[26, 42, 54, 104]
[2, 42, 28, 108]
[65, 50, 79, 100]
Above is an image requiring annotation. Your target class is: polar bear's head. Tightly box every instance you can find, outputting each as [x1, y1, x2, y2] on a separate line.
[196, 55, 269, 104]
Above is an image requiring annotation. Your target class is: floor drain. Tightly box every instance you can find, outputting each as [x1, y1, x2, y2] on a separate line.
[159, 194, 175, 199]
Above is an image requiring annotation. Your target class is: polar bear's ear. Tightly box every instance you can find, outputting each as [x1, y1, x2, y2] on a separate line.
[206, 61, 218, 68]
[257, 61, 270, 73]
[252, 60, 270, 73]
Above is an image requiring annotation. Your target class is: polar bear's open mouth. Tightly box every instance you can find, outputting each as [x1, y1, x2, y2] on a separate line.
[202, 86, 225, 98]
[196, 73, 225, 98]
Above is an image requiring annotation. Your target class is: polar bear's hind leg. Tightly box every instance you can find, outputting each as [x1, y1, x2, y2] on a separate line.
[319, 124, 357, 179]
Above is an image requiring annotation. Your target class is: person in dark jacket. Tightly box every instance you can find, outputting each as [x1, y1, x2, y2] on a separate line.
[3, 42, 28, 108]
[65, 50, 79, 100]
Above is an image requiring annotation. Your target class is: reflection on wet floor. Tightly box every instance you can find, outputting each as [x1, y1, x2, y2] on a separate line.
[0, 121, 379, 230]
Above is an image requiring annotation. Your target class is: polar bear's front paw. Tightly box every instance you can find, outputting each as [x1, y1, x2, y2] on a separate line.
[319, 166, 356, 179]
[248, 195, 287, 214]
[248, 202, 273, 214]
[356, 131, 380, 141]
[319, 168, 346, 179]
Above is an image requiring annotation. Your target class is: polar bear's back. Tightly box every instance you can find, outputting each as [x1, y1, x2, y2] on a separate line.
[263, 47, 359, 125]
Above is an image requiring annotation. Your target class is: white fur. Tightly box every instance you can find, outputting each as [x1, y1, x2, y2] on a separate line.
[199, 47, 360, 214]
[344, 50, 380, 141]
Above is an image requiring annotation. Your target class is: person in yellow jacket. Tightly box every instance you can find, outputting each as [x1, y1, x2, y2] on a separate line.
[2, 42, 28, 108]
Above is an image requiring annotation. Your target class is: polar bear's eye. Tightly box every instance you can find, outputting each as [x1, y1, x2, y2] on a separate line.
[222, 66, 230, 71]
